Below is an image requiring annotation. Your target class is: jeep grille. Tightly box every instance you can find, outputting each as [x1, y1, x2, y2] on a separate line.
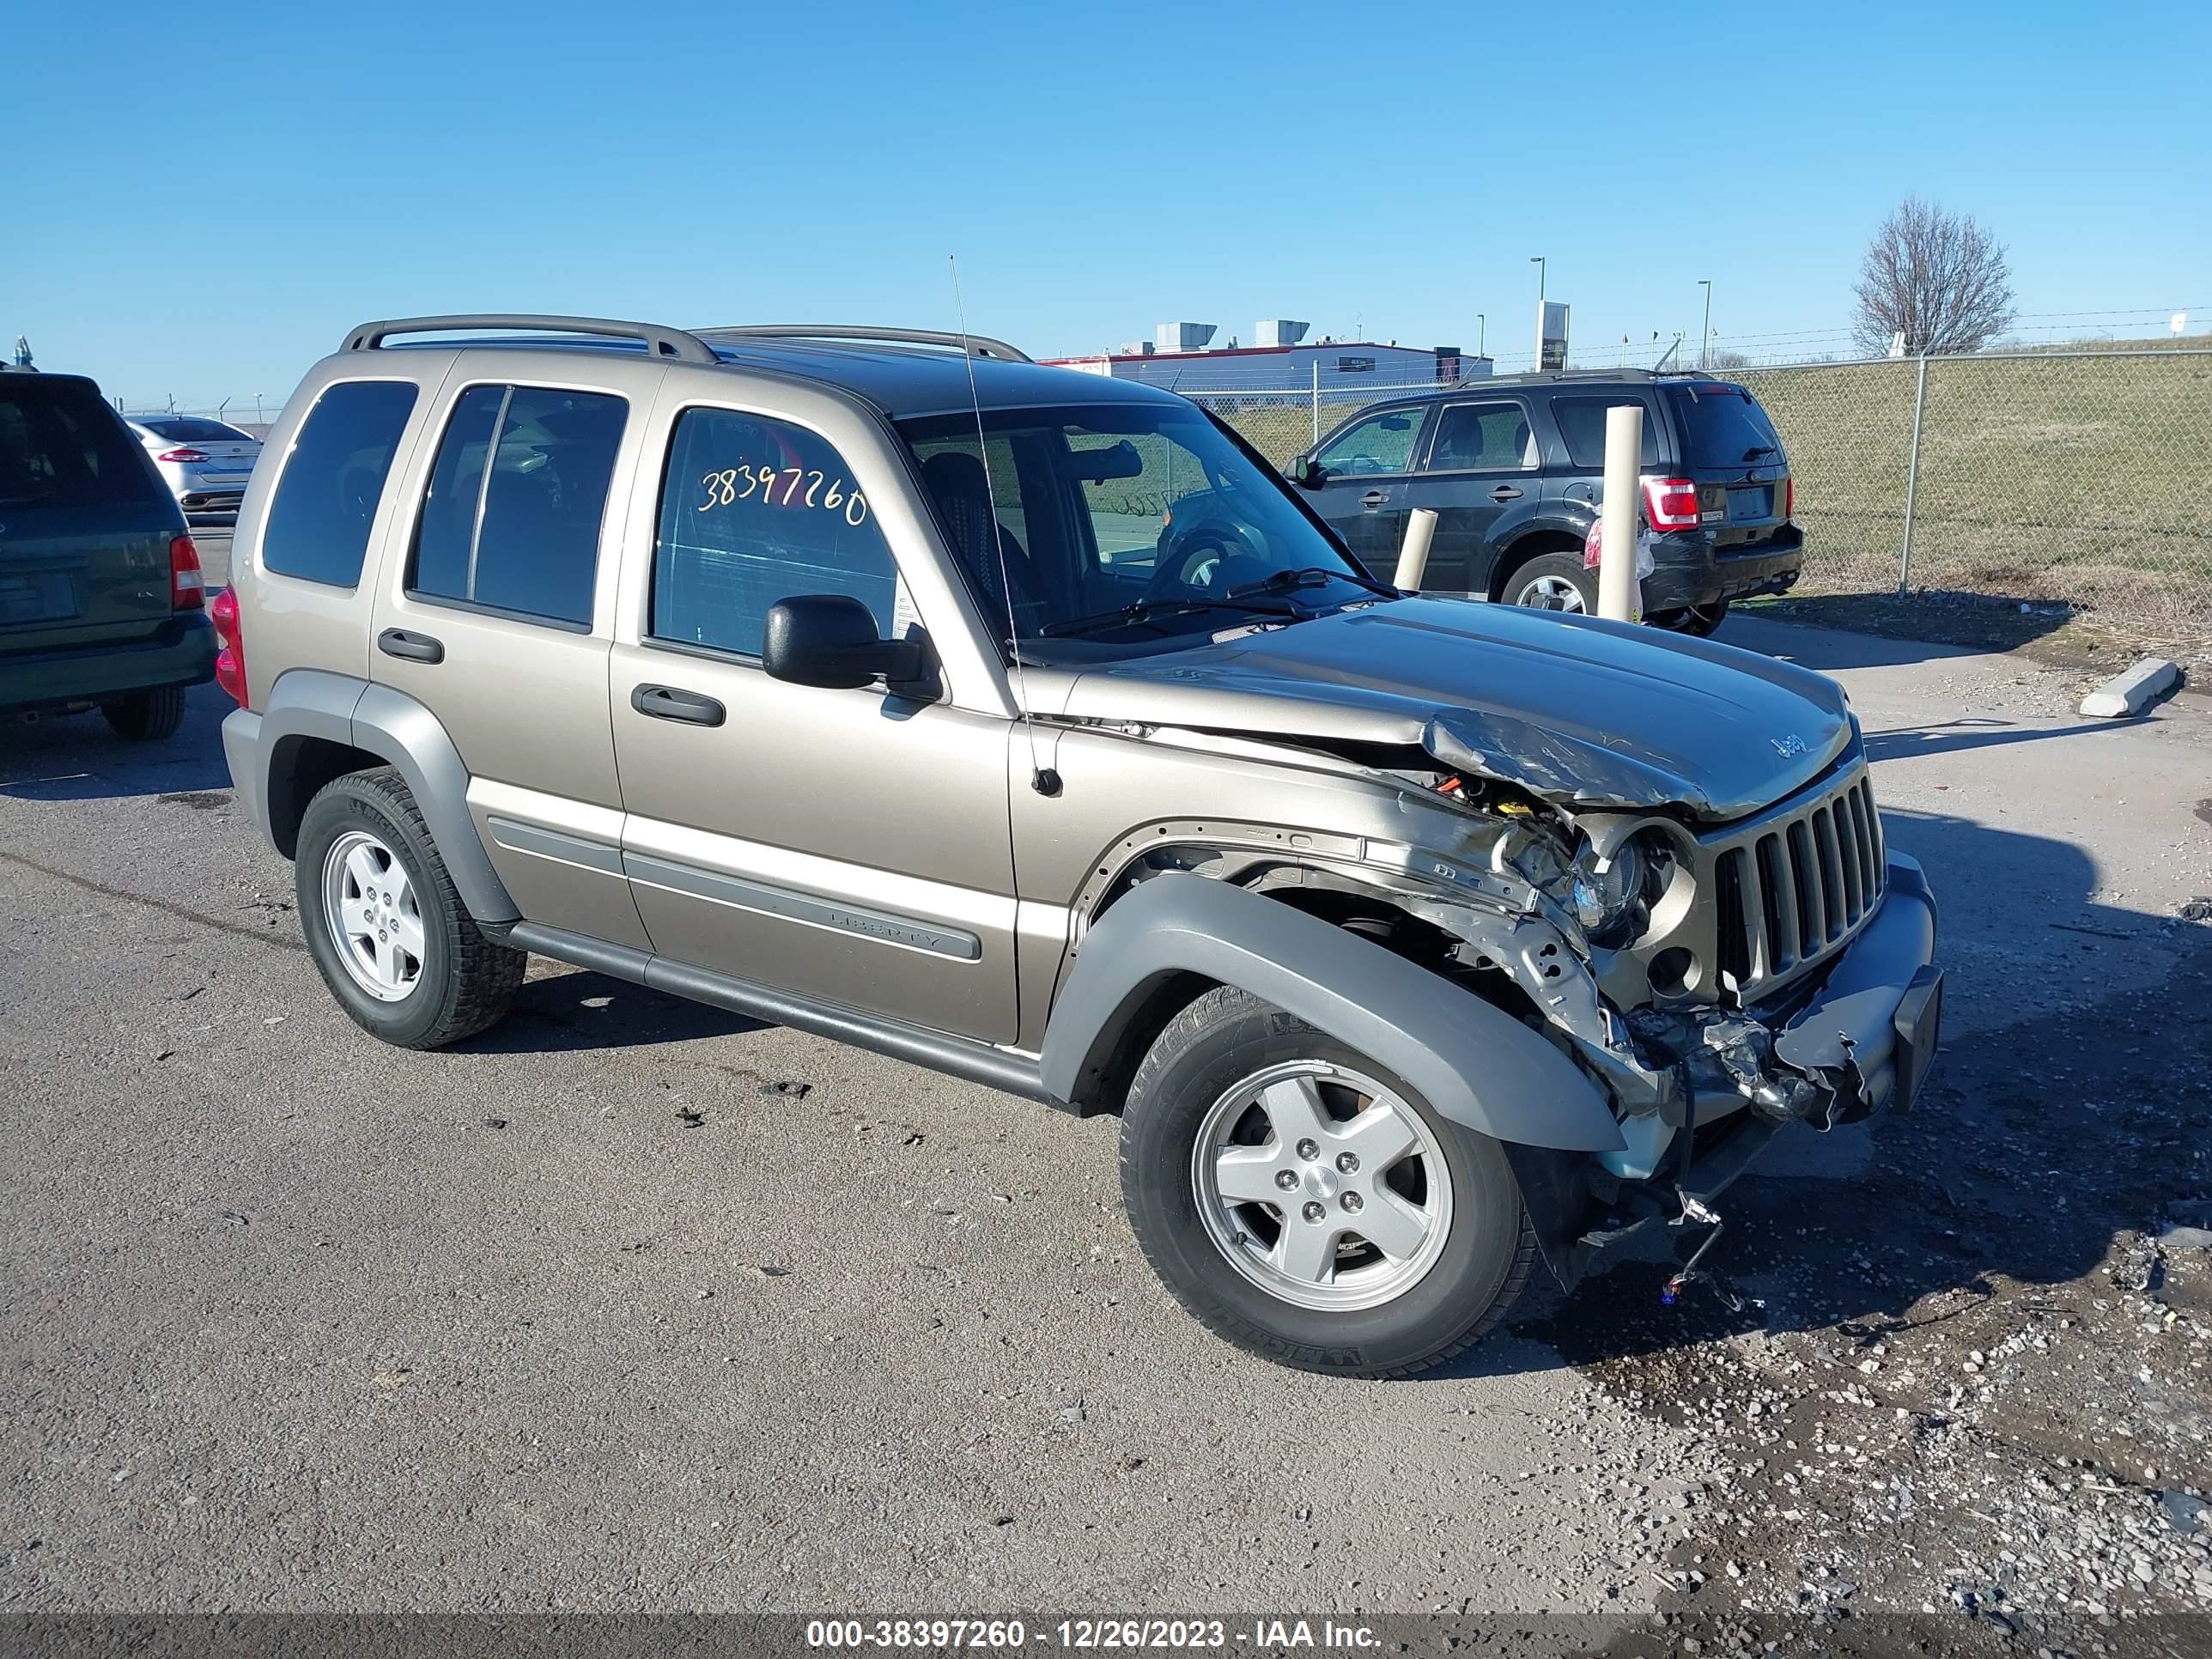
[1706, 764, 1885, 999]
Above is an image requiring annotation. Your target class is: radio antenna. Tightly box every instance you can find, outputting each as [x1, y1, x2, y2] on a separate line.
[951, 254, 1059, 797]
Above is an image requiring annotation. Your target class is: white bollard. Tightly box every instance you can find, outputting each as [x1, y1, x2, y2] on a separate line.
[1394, 507, 1439, 591]
[1597, 404, 1643, 623]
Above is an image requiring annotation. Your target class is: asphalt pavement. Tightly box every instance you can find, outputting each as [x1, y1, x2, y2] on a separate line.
[3, 551, 2207, 1620]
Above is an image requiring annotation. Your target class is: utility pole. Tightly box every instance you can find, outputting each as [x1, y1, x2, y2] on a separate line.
[1476, 313, 1485, 358]
[1698, 279, 1712, 370]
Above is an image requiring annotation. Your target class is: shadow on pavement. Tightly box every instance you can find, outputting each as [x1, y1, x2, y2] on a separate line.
[1503, 805, 2212, 1370]
[471, 965, 770, 1054]
[1725, 590, 2080, 665]
[1862, 712, 2152, 763]
[0, 686, 235, 800]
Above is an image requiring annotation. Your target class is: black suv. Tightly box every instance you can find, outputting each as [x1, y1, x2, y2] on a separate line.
[1286, 369, 1802, 635]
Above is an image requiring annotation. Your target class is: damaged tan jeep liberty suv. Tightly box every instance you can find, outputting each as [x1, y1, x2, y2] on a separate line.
[221, 315, 1942, 1376]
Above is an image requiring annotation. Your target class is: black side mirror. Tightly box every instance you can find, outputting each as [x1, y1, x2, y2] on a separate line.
[1287, 455, 1323, 488]
[763, 595, 931, 691]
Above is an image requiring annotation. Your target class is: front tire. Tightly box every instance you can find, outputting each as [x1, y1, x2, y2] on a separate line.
[295, 768, 525, 1048]
[102, 686, 186, 741]
[1121, 987, 1536, 1377]
[1502, 550, 1598, 615]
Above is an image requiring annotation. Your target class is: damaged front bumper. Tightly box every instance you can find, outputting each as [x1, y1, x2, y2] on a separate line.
[1770, 852, 1942, 1121]
[1636, 849, 1942, 1136]
[1514, 850, 1942, 1290]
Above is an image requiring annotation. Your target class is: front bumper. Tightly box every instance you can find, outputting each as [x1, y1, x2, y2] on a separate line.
[0, 614, 217, 711]
[1516, 852, 1942, 1290]
[1768, 851, 1942, 1120]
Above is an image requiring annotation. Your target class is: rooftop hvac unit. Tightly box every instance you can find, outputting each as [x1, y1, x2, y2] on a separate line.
[1155, 321, 1218, 354]
[1255, 319, 1310, 348]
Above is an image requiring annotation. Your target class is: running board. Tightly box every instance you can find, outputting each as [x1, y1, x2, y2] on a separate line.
[500, 921, 1065, 1109]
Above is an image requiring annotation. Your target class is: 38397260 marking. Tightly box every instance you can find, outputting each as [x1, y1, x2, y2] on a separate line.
[699, 463, 870, 526]
[805, 1620, 1027, 1650]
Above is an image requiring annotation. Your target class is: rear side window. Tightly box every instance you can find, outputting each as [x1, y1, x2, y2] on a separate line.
[261, 380, 419, 586]
[1550, 397, 1659, 469]
[1662, 383, 1786, 469]
[0, 380, 164, 510]
[651, 407, 895, 657]
[408, 384, 628, 629]
[1425, 401, 1535, 471]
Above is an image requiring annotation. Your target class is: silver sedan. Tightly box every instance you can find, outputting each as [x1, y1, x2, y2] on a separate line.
[125, 416, 263, 518]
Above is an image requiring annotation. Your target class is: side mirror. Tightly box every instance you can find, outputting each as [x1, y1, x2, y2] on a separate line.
[1288, 455, 1324, 489]
[762, 595, 931, 692]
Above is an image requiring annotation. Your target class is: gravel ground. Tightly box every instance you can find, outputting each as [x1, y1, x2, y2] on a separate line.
[3, 568, 2209, 1653]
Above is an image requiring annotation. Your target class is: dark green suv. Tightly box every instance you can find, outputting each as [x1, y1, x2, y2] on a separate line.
[0, 369, 216, 740]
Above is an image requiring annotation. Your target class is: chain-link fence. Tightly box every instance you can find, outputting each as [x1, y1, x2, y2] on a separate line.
[112, 397, 281, 435]
[1187, 349, 2212, 645]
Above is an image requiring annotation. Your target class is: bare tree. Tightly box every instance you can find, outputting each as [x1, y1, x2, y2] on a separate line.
[1852, 197, 2015, 357]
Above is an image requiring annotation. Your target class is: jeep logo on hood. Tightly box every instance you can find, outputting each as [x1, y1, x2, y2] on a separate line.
[1771, 733, 1808, 758]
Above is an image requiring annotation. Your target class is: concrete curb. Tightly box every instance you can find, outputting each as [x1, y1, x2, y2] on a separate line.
[2080, 657, 2182, 719]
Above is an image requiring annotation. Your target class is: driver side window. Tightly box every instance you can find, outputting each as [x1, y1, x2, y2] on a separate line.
[1315, 407, 1425, 477]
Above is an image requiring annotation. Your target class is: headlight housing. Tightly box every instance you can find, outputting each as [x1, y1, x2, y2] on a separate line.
[1571, 832, 1670, 946]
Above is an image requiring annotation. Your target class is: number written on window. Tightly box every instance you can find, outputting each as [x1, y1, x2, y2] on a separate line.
[697, 464, 868, 526]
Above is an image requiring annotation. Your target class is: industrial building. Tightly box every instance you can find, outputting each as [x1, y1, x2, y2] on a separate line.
[1043, 320, 1489, 393]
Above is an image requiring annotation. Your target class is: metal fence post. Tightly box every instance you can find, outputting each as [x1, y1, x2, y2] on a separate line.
[1898, 354, 1929, 593]
[1311, 363, 1320, 446]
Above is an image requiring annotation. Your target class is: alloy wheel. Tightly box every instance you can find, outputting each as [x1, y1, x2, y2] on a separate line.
[320, 830, 426, 1002]
[1190, 1060, 1455, 1311]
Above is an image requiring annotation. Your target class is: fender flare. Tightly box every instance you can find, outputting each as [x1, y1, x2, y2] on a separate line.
[1039, 873, 1626, 1152]
[247, 669, 519, 923]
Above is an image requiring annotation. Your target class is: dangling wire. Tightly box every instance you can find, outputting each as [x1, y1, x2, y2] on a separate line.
[950, 255, 1059, 796]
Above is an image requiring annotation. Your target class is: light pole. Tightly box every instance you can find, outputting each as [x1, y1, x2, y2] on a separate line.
[1476, 313, 1485, 358]
[1698, 279, 1712, 370]
[1530, 256, 1546, 364]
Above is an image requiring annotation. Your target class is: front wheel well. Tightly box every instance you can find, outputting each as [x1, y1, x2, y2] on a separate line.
[265, 733, 388, 860]
[1060, 882, 1464, 1115]
[1487, 531, 1588, 601]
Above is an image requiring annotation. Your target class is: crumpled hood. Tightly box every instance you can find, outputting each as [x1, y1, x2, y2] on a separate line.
[1055, 598, 1852, 820]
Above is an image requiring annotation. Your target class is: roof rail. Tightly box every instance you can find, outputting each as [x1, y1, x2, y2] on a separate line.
[340, 314, 718, 364]
[698, 325, 1032, 364]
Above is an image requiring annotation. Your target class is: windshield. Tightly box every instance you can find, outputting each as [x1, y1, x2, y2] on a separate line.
[896, 403, 1384, 662]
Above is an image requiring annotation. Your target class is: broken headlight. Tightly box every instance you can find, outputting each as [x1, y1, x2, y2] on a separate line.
[1571, 832, 1671, 946]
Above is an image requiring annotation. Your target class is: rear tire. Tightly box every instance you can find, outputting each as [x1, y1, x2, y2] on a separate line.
[102, 687, 186, 742]
[1502, 551, 1599, 615]
[1120, 986, 1535, 1377]
[295, 767, 525, 1048]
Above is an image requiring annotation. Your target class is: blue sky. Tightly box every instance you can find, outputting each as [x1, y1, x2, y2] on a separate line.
[11, 0, 2209, 407]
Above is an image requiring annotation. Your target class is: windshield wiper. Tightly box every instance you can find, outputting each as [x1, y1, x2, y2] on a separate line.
[1227, 564, 1399, 600]
[1038, 595, 1304, 639]
[1742, 444, 1778, 461]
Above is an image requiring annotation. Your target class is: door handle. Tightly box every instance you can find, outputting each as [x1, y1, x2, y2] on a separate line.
[630, 684, 726, 727]
[1490, 485, 1524, 502]
[1360, 489, 1389, 508]
[377, 628, 444, 664]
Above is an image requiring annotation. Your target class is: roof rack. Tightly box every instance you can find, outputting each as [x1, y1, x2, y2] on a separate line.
[698, 325, 1032, 364]
[1479, 367, 1721, 385]
[341, 314, 718, 364]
